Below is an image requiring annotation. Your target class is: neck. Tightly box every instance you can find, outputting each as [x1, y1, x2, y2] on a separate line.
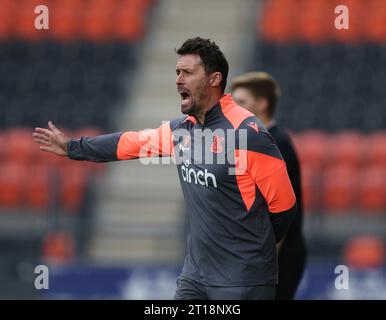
[259, 114, 273, 128]
[194, 92, 223, 125]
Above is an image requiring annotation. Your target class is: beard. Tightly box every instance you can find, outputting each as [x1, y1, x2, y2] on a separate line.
[181, 99, 195, 115]
[178, 81, 210, 116]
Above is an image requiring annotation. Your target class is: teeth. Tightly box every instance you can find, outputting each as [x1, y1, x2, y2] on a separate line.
[178, 88, 188, 94]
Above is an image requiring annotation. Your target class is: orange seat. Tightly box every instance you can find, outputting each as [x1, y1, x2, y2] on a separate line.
[36, 150, 68, 169]
[366, 132, 386, 168]
[59, 164, 87, 213]
[296, 130, 329, 169]
[358, 166, 386, 214]
[0, 131, 6, 161]
[322, 164, 358, 214]
[344, 235, 385, 269]
[298, 12, 329, 44]
[122, 0, 153, 12]
[81, 0, 114, 41]
[50, 0, 81, 41]
[113, 7, 145, 41]
[0, 163, 26, 208]
[297, 1, 330, 43]
[14, 0, 47, 41]
[364, 6, 386, 43]
[0, 0, 15, 40]
[42, 231, 75, 265]
[7, 127, 39, 164]
[328, 131, 364, 168]
[261, 8, 295, 43]
[25, 164, 51, 210]
[301, 163, 321, 214]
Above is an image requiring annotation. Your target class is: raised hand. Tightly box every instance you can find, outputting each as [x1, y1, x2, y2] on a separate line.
[32, 121, 70, 157]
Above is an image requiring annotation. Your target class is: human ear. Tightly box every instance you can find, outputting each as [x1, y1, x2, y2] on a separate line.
[210, 72, 222, 87]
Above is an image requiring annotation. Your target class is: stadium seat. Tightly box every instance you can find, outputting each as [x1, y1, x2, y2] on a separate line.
[322, 164, 358, 214]
[14, 0, 47, 41]
[344, 235, 385, 269]
[0, 131, 7, 160]
[6, 127, 39, 164]
[81, 0, 114, 41]
[0, 163, 26, 208]
[59, 164, 87, 213]
[297, 4, 329, 43]
[301, 163, 320, 214]
[364, 6, 386, 43]
[0, 42, 135, 131]
[261, 10, 295, 43]
[260, 0, 299, 43]
[42, 231, 75, 264]
[124, 0, 153, 11]
[24, 164, 51, 210]
[295, 130, 329, 168]
[366, 132, 386, 168]
[328, 131, 364, 168]
[254, 0, 386, 132]
[0, 0, 15, 40]
[358, 165, 386, 214]
[50, 0, 80, 41]
[113, 8, 145, 41]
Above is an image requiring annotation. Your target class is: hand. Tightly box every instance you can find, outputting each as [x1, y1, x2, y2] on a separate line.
[32, 121, 70, 157]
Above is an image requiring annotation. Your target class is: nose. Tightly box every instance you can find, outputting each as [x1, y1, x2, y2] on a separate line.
[176, 73, 184, 86]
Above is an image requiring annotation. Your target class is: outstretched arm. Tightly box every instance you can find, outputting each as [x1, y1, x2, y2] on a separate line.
[33, 121, 174, 162]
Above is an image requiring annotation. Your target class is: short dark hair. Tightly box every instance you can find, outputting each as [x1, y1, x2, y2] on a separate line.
[176, 37, 229, 94]
[231, 72, 281, 117]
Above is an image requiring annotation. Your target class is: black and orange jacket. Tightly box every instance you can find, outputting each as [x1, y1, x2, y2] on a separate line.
[67, 94, 296, 286]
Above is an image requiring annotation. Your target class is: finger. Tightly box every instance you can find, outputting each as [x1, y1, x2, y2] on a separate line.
[33, 138, 51, 146]
[32, 132, 51, 142]
[39, 146, 53, 153]
[48, 121, 61, 135]
[34, 127, 54, 137]
[33, 137, 51, 146]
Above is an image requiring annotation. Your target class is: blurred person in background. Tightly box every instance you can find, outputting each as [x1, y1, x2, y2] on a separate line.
[32, 37, 297, 300]
[231, 72, 307, 300]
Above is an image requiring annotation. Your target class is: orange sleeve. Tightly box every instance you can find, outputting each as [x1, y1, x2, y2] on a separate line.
[247, 150, 296, 213]
[116, 122, 174, 160]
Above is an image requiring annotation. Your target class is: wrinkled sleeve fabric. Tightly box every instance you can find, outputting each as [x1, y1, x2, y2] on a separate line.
[67, 122, 173, 162]
[67, 132, 123, 162]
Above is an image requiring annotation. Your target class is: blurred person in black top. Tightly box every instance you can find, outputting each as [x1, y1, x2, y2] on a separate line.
[231, 72, 307, 300]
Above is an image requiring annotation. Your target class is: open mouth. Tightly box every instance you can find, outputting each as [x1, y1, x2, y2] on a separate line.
[178, 88, 192, 106]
